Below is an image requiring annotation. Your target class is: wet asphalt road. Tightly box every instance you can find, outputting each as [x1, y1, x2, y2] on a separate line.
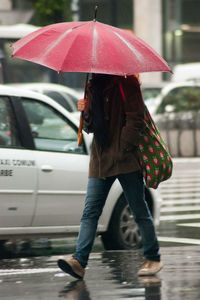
[0, 246, 200, 300]
[0, 158, 200, 299]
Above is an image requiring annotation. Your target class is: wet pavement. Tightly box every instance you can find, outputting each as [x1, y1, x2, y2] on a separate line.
[0, 246, 200, 299]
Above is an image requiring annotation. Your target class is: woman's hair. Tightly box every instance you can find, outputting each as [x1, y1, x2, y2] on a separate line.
[90, 74, 113, 148]
[90, 74, 141, 149]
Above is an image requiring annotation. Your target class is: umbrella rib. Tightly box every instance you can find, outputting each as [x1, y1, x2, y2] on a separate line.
[91, 22, 98, 73]
[58, 22, 92, 72]
[41, 23, 87, 71]
[41, 28, 73, 66]
[12, 25, 54, 53]
[113, 31, 144, 63]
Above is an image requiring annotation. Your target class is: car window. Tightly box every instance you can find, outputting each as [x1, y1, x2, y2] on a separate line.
[61, 91, 78, 106]
[156, 86, 200, 114]
[142, 87, 162, 101]
[21, 98, 85, 154]
[43, 90, 74, 112]
[0, 96, 20, 147]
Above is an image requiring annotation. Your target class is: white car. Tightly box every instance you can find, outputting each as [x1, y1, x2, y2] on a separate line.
[8, 82, 83, 113]
[145, 81, 200, 157]
[0, 85, 162, 250]
[171, 62, 200, 82]
[145, 81, 200, 115]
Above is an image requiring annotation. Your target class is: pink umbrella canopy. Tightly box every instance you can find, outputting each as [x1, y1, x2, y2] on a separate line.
[12, 20, 171, 75]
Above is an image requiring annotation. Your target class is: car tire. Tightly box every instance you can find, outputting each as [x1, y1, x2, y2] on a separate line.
[101, 195, 142, 250]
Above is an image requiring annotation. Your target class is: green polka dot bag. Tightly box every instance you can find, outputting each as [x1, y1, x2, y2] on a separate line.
[137, 106, 173, 189]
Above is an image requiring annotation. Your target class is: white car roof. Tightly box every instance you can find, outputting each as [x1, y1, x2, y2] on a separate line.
[159, 80, 200, 97]
[0, 24, 40, 39]
[145, 81, 200, 115]
[10, 82, 83, 99]
[0, 84, 77, 123]
[0, 84, 92, 152]
[172, 62, 200, 82]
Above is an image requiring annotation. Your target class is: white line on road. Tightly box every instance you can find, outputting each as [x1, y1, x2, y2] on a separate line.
[162, 199, 200, 206]
[162, 193, 200, 199]
[162, 184, 200, 195]
[158, 236, 200, 245]
[161, 206, 200, 212]
[177, 222, 200, 228]
[160, 214, 200, 221]
[0, 267, 60, 276]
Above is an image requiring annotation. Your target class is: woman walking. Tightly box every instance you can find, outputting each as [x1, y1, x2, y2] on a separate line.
[57, 74, 163, 279]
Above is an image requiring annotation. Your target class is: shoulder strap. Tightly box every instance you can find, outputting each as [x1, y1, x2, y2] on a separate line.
[119, 83, 126, 103]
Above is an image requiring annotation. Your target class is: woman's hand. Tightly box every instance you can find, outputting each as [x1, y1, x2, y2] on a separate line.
[78, 98, 90, 113]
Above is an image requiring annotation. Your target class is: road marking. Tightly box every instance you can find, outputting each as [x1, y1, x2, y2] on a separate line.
[161, 206, 200, 212]
[161, 187, 200, 194]
[162, 199, 200, 206]
[158, 236, 200, 245]
[160, 214, 200, 221]
[0, 267, 59, 276]
[177, 222, 200, 228]
[162, 193, 200, 199]
[161, 178, 200, 185]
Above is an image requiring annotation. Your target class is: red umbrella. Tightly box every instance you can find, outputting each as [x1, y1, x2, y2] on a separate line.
[12, 21, 171, 76]
[12, 15, 171, 145]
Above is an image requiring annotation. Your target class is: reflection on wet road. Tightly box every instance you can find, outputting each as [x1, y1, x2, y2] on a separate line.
[0, 247, 200, 299]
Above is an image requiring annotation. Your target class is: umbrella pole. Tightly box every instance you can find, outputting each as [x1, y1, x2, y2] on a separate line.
[77, 6, 97, 146]
[77, 73, 89, 146]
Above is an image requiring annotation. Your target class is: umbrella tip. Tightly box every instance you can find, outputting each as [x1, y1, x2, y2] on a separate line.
[93, 5, 98, 21]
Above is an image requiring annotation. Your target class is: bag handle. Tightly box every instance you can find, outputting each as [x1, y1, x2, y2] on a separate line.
[144, 106, 161, 136]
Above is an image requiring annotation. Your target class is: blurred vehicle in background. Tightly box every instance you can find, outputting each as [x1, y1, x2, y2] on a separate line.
[0, 23, 46, 84]
[0, 85, 162, 252]
[0, 23, 86, 89]
[146, 81, 200, 157]
[171, 62, 200, 82]
[9, 82, 83, 112]
[141, 82, 166, 103]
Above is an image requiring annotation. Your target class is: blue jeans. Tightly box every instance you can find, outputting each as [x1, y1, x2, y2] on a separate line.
[74, 171, 160, 267]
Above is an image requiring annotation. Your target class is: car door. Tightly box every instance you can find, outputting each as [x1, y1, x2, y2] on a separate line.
[21, 97, 89, 227]
[0, 96, 37, 227]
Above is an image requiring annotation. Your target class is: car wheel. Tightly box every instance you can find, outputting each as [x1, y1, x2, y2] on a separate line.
[101, 195, 142, 250]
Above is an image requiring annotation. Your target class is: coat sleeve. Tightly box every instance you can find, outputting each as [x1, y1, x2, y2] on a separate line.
[120, 78, 145, 152]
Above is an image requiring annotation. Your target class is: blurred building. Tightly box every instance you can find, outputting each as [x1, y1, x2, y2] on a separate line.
[0, 0, 34, 25]
[80, 0, 200, 84]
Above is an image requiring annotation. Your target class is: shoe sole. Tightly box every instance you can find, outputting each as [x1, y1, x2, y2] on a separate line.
[57, 259, 83, 280]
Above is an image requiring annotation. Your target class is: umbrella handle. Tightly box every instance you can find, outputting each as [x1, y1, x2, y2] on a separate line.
[77, 73, 89, 146]
[78, 112, 83, 146]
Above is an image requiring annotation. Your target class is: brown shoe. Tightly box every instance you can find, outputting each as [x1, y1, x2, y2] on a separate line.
[138, 260, 163, 276]
[57, 256, 85, 279]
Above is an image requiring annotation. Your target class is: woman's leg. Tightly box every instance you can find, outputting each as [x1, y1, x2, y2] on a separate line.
[118, 171, 160, 262]
[74, 176, 115, 267]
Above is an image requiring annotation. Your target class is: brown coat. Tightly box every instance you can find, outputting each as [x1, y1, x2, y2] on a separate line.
[83, 76, 145, 178]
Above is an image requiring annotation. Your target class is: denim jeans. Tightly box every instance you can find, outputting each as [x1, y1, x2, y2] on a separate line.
[74, 171, 160, 268]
